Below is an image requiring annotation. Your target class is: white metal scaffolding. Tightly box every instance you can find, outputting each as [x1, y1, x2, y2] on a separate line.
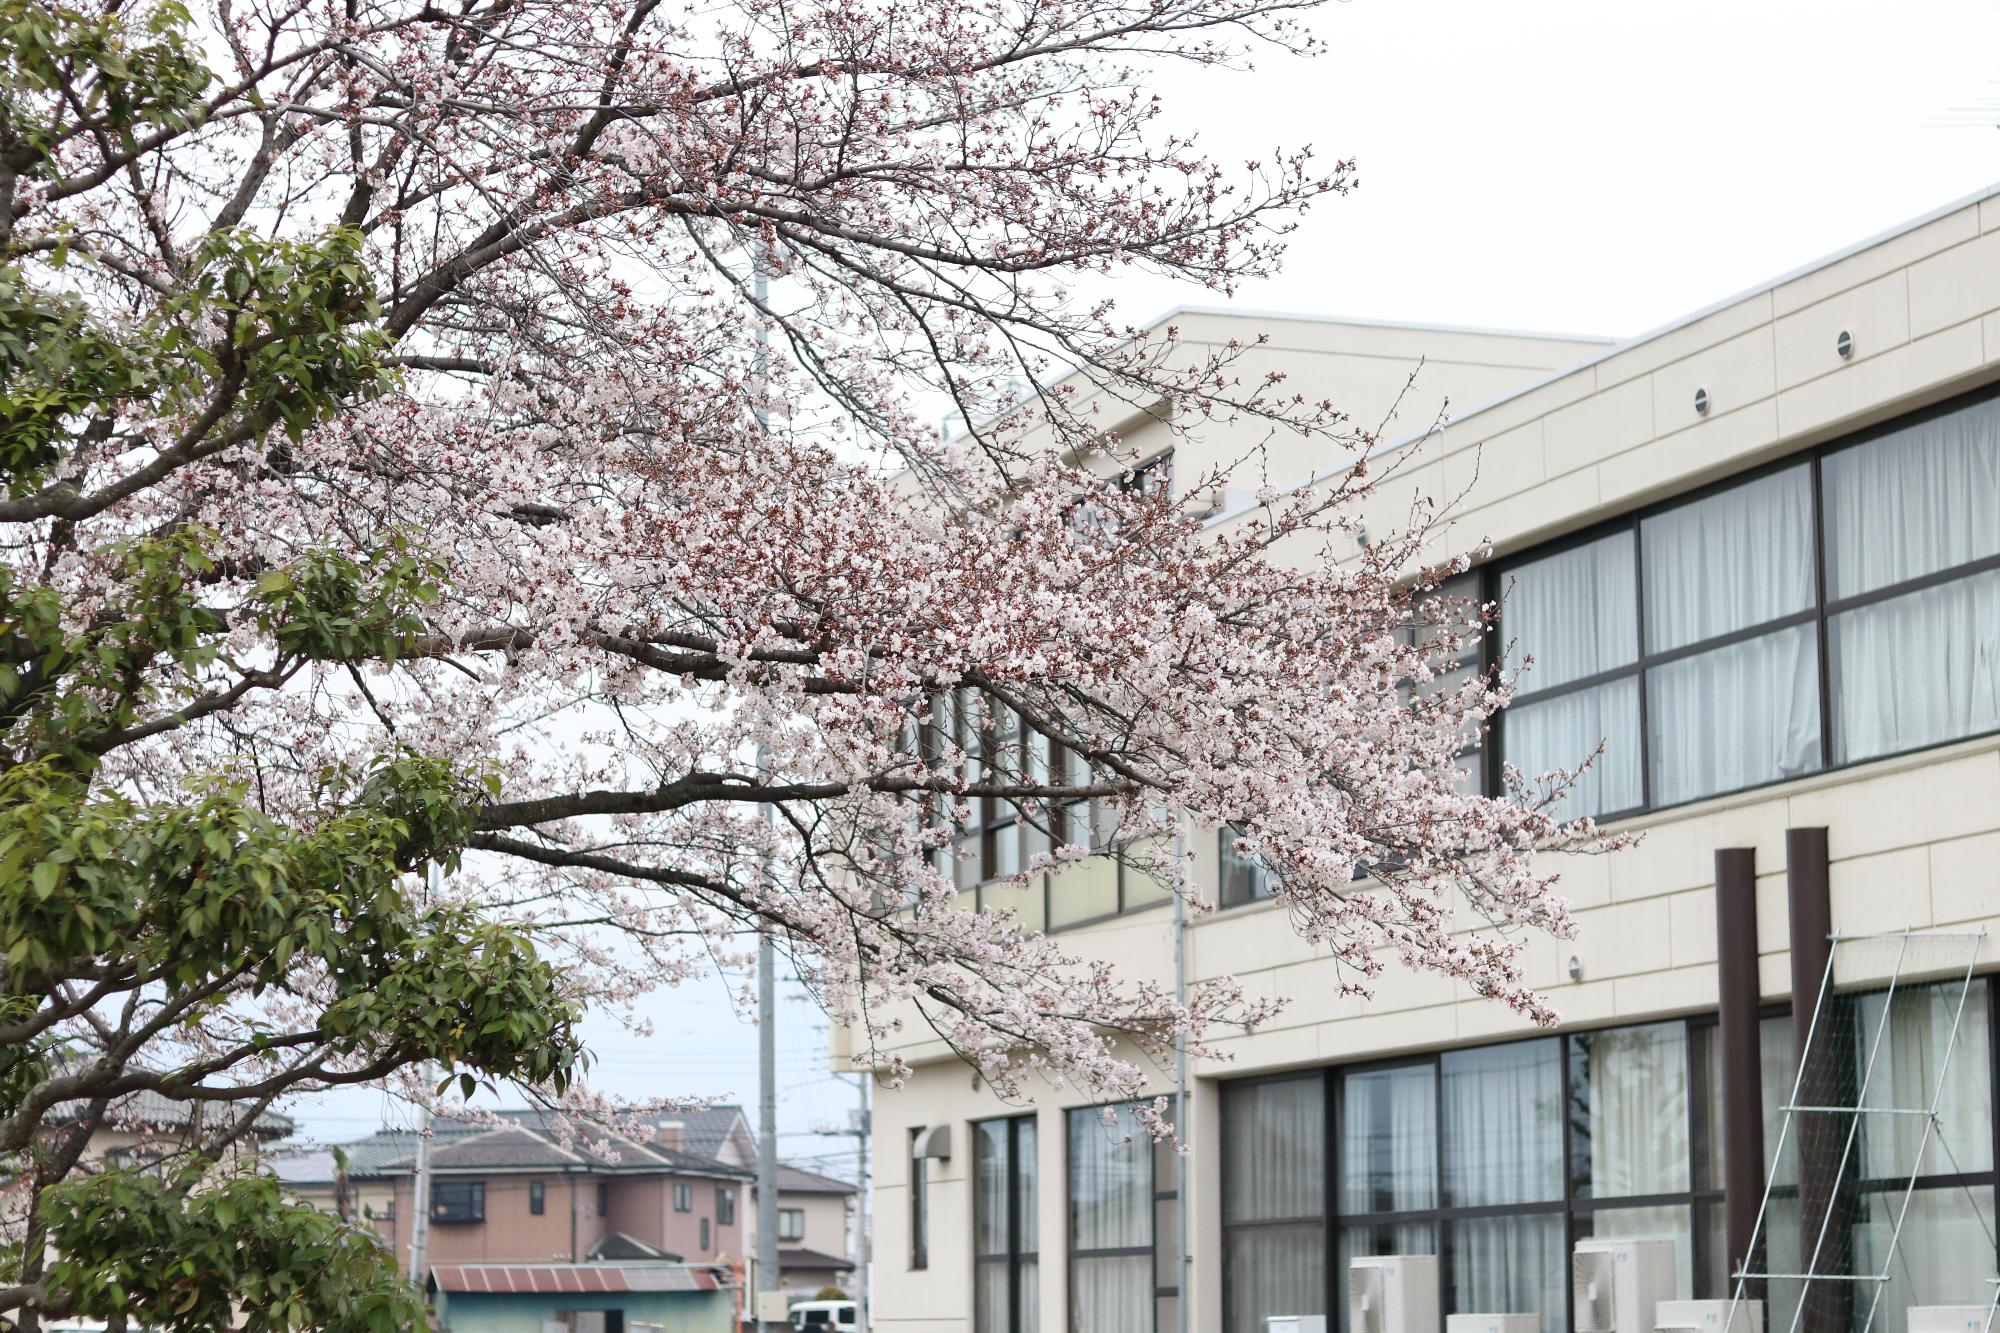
[1728, 928, 1992, 1333]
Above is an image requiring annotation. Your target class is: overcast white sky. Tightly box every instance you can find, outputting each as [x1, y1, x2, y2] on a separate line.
[287, 0, 2000, 1151]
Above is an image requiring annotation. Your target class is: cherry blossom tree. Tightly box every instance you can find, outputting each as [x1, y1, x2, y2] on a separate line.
[1, 0, 1603, 1318]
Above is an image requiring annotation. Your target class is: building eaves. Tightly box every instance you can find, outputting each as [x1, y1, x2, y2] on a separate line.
[776, 1164, 856, 1195]
[1203, 177, 2000, 530]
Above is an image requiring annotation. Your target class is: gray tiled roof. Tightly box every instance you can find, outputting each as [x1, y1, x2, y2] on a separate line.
[47, 1082, 293, 1138]
[775, 1164, 856, 1195]
[659, 1104, 749, 1159]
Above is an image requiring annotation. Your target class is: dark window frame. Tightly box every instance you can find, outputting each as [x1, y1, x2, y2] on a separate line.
[924, 682, 1169, 935]
[1064, 1103, 1181, 1333]
[1489, 379, 2000, 819]
[1216, 825, 1274, 910]
[909, 1128, 930, 1270]
[700, 1215, 711, 1251]
[781, 1205, 808, 1244]
[674, 1181, 693, 1212]
[1217, 979, 2000, 1333]
[718, 1184, 736, 1227]
[430, 1178, 485, 1225]
[529, 1179, 545, 1216]
[974, 1113, 1039, 1333]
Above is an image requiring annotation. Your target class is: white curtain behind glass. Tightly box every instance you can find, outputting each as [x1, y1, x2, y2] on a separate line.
[1503, 681, 1642, 820]
[1338, 1065, 1436, 1214]
[1854, 980, 1993, 1180]
[1574, 1024, 1691, 1197]
[1223, 1080, 1323, 1223]
[1647, 625, 1821, 805]
[975, 1122, 1010, 1255]
[1449, 1215, 1566, 1331]
[1642, 465, 1815, 651]
[1223, 1228, 1324, 1333]
[1822, 398, 2000, 598]
[1069, 1254, 1147, 1333]
[1852, 1188, 1998, 1333]
[1505, 532, 1639, 689]
[1441, 1041, 1563, 1206]
[1832, 568, 2000, 763]
[1068, 1107, 1153, 1333]
[1070, 1108, 1151, 1250]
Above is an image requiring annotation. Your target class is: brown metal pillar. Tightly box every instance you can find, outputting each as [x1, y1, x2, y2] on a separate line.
[1787, 826, 1848, 1333]
[1715, 846, 1765, 1294]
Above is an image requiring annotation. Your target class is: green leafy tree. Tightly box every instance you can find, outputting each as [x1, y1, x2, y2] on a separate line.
[0, 8, 583, 1329]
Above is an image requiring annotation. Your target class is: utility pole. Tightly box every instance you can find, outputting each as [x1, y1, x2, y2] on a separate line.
[408, 861, 442, 1294]
[755, 709, 782, 1330]
[811, 1086, 872, 1331]
[854, 1078, 871, 1333]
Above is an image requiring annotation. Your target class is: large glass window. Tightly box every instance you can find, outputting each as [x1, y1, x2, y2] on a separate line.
[1218, 827, 1273, 910]
[1823, 400, 2000, 764]
[1400, 571, 1492, 796]
[1495, 386, 2000, 818]
[1221, 1020, 1737, 1333]
[1067, 1105, 1179, 1333]
[1217, 980, 2000, 1333]
[1221, 1077, 1326, 1333]
[976, 1115, 1039, 1333]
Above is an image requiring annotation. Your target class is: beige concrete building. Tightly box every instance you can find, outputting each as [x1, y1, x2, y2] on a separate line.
[859, 185, 2000, 1333]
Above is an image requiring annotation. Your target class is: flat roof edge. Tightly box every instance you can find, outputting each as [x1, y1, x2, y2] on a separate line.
[1142, 304, 1617, 346]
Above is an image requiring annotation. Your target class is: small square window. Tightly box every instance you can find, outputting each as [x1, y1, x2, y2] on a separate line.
[430, 1179, 484, 1224]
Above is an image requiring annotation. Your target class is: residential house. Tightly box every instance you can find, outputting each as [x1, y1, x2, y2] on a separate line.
[651, 1106, 860, 1300]
[287, 1108, 748, 1332]
[858, 184, 2000, 1333]
[771, 1164, 859, 1301]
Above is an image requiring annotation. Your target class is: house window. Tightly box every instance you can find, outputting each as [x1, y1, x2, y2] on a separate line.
[718, 1185, 736, 1227]
[1217, 826, 1271, 909]
[1217, 980, 2000, 1333]
[909, 1129, 930, 1270]
[1495, 384, 2000, 820]
[529, 1180, 545, 1215]
[1822, 402, 2000, 764]
[924, 670, 1173, 935]
[674, 1182, 693, 1212]
[700, 1216, 711, 1251]
[1067, 1104, 1179, 1333]
[1398, 569, 1490, 797]
[780, 1207, 807, 1243]
[430, 1179, 485, 1224]
[974, 1114, 1038, 1333]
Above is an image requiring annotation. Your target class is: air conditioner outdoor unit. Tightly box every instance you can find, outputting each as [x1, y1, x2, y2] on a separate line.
[1448, 1314, 1540, 1333]
[1572, 1239, 1675, 1333]
[1656, 1300, 1762, 1333]
[1265, 1318, 1328, 1333]
[1907, 1310, 1994, 1333]
[1349, 1255, 1439, 1333]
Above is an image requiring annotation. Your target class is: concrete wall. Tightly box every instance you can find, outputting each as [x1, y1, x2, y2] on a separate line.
[788, 1191, 850, 1263]
[862, 183, 2000, 1333]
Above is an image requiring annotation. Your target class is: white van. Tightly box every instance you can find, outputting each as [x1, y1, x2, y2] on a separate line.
[789, 1299, 859, 1331]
